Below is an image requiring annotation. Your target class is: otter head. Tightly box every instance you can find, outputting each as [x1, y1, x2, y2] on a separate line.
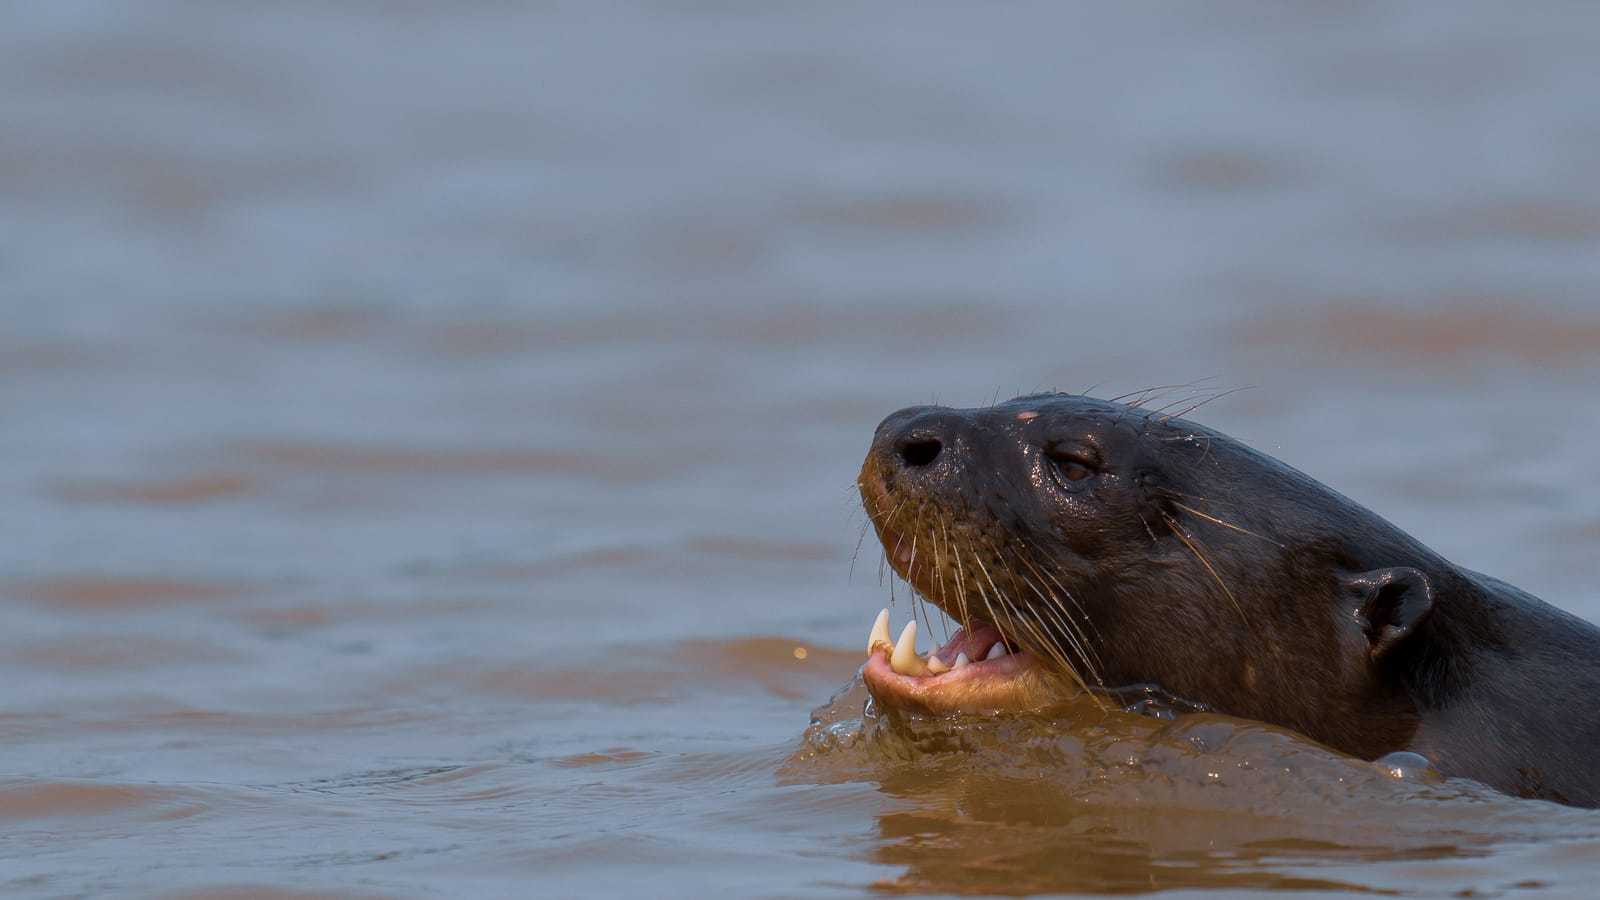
[857, 392, 1434, 757]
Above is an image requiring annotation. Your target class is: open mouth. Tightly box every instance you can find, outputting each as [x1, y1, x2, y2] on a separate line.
[860, 608, 1065, 715]
[857, 467, 1082, 715]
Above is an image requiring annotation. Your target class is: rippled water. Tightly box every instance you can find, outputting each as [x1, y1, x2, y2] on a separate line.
[4, 3, 1600, 897]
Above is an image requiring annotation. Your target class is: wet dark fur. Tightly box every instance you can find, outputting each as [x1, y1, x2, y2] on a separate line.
[865, 392, 1600, 807]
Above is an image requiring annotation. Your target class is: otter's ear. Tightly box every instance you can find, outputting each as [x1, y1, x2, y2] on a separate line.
[1350, 567, 1435, 662]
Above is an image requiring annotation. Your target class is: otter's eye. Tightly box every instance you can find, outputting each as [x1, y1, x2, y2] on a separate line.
[1044, 445, 1099, 484]
[1054, 458, 1094, 482]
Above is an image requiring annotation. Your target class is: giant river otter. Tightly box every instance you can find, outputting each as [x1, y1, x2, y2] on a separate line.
[856, 392, 1600, 807]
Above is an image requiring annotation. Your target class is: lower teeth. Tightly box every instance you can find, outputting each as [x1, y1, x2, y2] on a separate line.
[865, 608, 1011, 676]
[889, 620, 927, 676]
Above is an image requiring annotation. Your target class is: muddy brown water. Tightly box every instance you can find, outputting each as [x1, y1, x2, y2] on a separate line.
[4, 3, 1600, 898]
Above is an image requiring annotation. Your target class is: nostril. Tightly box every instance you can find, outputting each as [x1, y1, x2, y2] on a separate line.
[899, 438, 942, 468]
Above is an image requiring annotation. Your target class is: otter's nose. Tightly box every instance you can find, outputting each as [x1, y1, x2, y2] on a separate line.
[878, 408, 966, 472]
[895, 429, 943, 468]
[898, 432, 942, 468]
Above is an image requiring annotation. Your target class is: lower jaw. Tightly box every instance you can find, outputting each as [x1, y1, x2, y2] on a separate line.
[861, 649, 1077, 715]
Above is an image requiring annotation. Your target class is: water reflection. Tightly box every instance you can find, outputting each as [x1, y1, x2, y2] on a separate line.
[790, 679, 1600, 895]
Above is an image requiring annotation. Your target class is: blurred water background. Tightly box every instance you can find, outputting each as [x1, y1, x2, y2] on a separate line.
[3, 2, 1599, 897]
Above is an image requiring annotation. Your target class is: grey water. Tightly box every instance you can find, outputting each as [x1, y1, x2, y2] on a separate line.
[3, 3, 1600, 897]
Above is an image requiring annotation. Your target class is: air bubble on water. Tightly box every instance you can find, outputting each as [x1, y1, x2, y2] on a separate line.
[1375, 750, 1437, 780]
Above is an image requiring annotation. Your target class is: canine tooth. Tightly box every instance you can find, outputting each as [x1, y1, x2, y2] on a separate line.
[926, 654, 950, 674]
[867, 608, 892, 657]
[953, 652, 970, 669]
[890, 621, 927, 676]
[984, 643, 1010, 661]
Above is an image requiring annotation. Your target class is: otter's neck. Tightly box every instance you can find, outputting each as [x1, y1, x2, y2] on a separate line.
[1405, 574, 1600, 806]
